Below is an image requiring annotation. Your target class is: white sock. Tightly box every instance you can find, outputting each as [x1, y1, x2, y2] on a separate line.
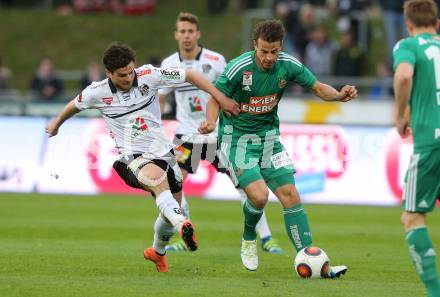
[153, 214, 176, 255]
[181, 192, 190, 220]
[238, 188, 272, 239]
[155, 190, 186, 228]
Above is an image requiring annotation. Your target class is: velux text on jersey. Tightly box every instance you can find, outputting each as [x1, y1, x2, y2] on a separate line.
[240, 94, 278, 114]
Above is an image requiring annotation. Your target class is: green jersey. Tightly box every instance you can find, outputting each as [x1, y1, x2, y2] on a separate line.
[393, 33, 440, 152]
[215, 51, 316, 137]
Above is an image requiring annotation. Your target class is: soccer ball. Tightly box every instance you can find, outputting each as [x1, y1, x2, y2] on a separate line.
[294, 246, 329, 278]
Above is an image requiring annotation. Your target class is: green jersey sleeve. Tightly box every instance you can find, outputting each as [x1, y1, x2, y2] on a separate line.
[215, 70, 238, 97]
[214, 58, 243, 97]
[393, 39, 416, 69]
[281, 53, 317, 89]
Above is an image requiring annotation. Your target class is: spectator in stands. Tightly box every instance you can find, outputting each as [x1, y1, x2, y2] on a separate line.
[73, 0, 105, 13]
[80, 61, 105, 90]
[0, 56, 11, 90]
[378, 0, 406, 62]
[304, 25, 336, 76]
[369, 61, 393, 100]
[0, 0, 12, 7]
[30, 57, 64, 101]
[275, 2, 316, 60]
[207, 0, 229, 15]
[122, 0, 156, 15]
[333, 30, 364, 77]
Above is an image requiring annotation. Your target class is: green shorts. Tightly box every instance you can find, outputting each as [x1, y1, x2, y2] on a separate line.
[218, 133, 295, 192]
[402, 147, 440, 213]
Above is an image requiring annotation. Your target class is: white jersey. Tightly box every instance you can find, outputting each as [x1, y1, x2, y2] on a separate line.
[158, 48, 226, 141]
[75, 64, 186, 159]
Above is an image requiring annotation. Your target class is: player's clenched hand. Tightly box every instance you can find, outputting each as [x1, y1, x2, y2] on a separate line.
[45, 119, 59, 137]
[338, 85, 357, 102]
[396, 116, 411, 138]
[198, 120, 216, 134]
[218, 97, 240, 116]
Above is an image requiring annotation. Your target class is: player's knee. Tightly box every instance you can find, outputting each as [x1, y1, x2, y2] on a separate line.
[137, 167, 168, 193]
[401, 212, 425, 230]
[248, 189, 269, 208]
[277, 185, 300, 204]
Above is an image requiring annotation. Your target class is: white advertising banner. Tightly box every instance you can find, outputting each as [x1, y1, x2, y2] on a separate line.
[0, 117, 47, 192]
[0, 116, 414, 206]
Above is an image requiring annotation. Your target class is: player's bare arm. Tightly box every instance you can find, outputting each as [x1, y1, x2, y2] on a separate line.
[45, 99, 81, 137]
[185, 69, 240, 116]
[159, 94, 167, 113]
[393, 62, 414, 138]
[310, 81, 357, 102]
[198, 97, 220, 134]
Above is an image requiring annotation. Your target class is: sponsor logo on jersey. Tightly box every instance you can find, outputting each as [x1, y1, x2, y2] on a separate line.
[189, 96, 203, 112]
[242, 85, 251, 91]
[202, 63, 212, 73]
[138, 84, 149, 96]
[242, 71, 252, 86]
[241, 94, 278, 114]
[161, 69, 181, 79]
[137, 69, 152, 76]
[102, 97, 113, 105]
[204, 53, 220, 61]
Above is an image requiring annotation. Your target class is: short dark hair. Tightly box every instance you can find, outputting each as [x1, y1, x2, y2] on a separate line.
[102, 43, 136, 73]
[176, 12, 199, 30]
[253, 20, 285, 43]
[404, 0, 438, 28]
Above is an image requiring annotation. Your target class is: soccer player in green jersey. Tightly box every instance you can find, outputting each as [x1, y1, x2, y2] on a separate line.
[393, 1, 440, 296]
[199, 20, 357, 276]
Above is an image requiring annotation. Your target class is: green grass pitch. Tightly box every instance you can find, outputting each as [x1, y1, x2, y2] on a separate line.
[0, 193, 438, 297]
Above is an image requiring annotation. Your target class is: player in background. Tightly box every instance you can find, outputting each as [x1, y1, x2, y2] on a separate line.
[159, 12, 283, 254]
[199, 20, 356, 275]
[45, 43, 239, 273]
[393, 1, 440, 296]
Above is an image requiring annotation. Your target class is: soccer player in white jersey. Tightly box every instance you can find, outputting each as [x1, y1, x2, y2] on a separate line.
[159, 12, 283, 254]
[45, 43, 240, 272]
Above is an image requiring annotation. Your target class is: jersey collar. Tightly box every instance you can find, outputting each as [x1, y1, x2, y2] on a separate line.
[107, 71, 138, 94]
[178, 46, 203, 62]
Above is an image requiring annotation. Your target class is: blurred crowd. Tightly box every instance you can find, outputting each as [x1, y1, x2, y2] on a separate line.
[1, 0, 439, 102]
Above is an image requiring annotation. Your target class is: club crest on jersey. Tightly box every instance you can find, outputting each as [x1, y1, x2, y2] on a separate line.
[278, 77, 287, 88]
[138, 84, 149, 96]
[130, 117, 149, 131]
[102, 97, 113, 105]
[242, 71, 252, 86]
[202, 63, 212, 73]
[189, 96, 203, 112]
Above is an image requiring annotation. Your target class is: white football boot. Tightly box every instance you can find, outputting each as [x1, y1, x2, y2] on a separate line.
[327, 265, 348, 278]
[241, 239, 258, 271]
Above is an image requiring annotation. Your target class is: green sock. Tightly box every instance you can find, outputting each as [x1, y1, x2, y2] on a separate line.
[242, 199, 264, 241]
[406, 226, 440, 297]
[283, 204, 312, 251]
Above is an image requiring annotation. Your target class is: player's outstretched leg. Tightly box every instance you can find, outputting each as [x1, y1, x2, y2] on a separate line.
[180, 220, 198, 251]
[166, 193, 190, 252]
[144, 247, 168, 272]
[241, 198, 264, 270]
[238, 189, 283, 254]
[406, 226, 440, 297]
[144, 214, 174, 272]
